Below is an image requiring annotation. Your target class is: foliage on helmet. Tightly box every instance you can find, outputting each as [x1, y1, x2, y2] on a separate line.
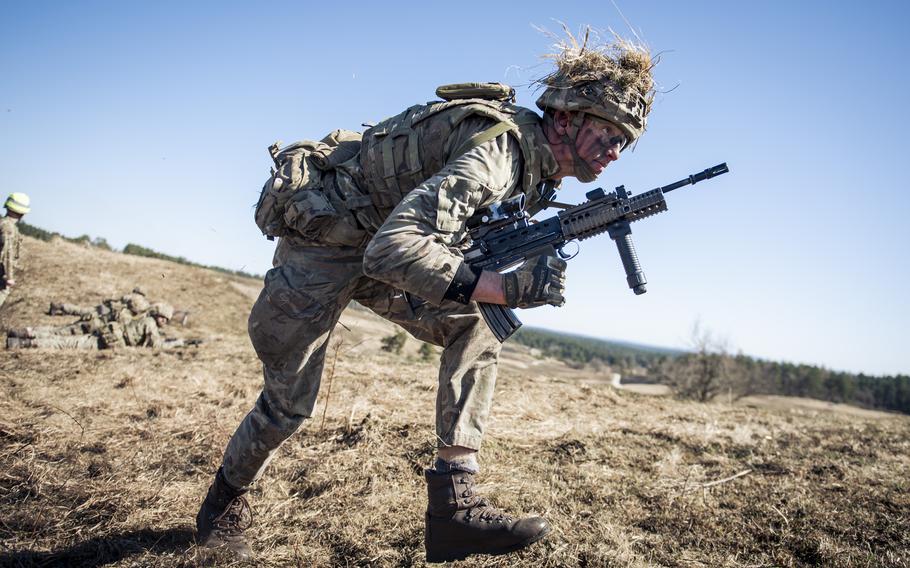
[533, 25, 657, 144]
[126, 294, 150, 315]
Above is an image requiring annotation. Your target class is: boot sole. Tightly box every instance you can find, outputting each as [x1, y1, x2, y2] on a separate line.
[425, 524, 552, 563]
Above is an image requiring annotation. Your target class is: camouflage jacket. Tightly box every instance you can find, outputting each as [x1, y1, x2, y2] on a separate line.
[54, 291, 149, 324]
[278, 99, 560, 306]
[99, 316, 162, 349]
[359, 102, 559, 305]
[0, 216, 21, 284]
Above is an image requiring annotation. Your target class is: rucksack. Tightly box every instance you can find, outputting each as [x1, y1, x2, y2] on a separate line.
[254, 129, 362, 241]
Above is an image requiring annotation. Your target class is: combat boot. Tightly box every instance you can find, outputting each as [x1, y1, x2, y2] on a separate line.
[48, 302, 64, 315]
[195, 468, 253, 559]
[424, 469, 551, 563]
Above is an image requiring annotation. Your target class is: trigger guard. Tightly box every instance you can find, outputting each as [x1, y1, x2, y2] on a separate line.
[557, 241, 579, 261]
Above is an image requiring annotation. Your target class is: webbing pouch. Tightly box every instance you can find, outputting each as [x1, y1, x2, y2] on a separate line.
[436, 82, 515, 102]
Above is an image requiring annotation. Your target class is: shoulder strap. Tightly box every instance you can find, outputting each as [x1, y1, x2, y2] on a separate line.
[451, 120, 514, 159]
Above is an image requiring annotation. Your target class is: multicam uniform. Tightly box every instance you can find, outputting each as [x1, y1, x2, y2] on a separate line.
[223, 97, 560, 488]
[0, 216, 22, 308]
[16, 314, 108, 349]
[9, 296, 170, 350]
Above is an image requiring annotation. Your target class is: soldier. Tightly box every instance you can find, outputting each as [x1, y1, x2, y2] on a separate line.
[0, 193, 30, 309]
[196, 31, 655, 562]
[7, 299, 182, 350]
[48, 288, 149, 320]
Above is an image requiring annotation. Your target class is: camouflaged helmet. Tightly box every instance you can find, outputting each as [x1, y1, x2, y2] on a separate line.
[126, 294, 150, 315]
[534, 29, 655, 148]
[536, 81, 650, 148]
[150, 302, 174, 321]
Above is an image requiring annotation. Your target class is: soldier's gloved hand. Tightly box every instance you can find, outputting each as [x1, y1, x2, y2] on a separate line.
[502, 253, 567, 309]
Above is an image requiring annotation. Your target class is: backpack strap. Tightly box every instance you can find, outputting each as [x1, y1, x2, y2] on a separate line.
[450, 120, 514, 159]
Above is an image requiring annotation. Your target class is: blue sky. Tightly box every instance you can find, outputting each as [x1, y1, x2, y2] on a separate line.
[2, 1, 908, 375]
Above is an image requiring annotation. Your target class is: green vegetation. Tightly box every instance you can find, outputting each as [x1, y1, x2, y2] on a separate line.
[380, 331, 406, 355]
[18, 222, 112, 250]
[730, 356, 910, 414]
[512, 326, 675, 370]
[513, 326, 909, 415]
[418, 342, 435, 361]
[122, 243, 260, 280]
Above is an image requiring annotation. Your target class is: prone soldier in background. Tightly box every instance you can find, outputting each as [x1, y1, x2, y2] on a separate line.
[0, 193, 30, 309]
[7, 290, 151, 347]
[47, 287, 149, 320]
[196, 29, 656, 562]
[48, 288, 192, 327]
[6, 299, 192, 349]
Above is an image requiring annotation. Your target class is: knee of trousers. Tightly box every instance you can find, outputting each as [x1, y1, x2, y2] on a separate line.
[247, 278, 338, 370]
[442, 309, 503, 358]
[408, 297, 501, 352]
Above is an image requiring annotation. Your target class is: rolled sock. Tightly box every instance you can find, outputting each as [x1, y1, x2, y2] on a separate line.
[433, 454, 480, 474]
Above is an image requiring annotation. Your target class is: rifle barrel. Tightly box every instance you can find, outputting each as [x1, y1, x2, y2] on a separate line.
[660, 163, 729, 194]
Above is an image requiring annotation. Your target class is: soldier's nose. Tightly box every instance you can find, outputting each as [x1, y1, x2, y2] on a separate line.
[606, 143, 621, 162]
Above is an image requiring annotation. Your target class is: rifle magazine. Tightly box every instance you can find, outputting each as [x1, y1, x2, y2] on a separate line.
[478, 303, 522, 342]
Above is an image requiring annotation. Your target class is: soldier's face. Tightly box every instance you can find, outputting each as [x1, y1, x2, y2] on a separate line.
[574, 115, 626, 177]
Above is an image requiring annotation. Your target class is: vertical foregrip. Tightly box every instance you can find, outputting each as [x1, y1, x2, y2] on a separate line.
[608, 221, 647, 295]
[616, 234, 647, 294]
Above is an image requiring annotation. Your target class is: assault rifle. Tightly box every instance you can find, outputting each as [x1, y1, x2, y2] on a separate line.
[464, 163, 730, 342]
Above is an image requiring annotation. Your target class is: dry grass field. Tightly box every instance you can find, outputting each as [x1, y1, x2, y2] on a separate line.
[1, 237, 908, 567]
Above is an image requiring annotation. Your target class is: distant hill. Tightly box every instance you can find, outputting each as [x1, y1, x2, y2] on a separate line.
[17, 221, 262, 280]
[10, 221, 909, 416]
[512, 326, 681, 371]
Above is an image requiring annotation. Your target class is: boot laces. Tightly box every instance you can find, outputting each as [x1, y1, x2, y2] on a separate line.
[213, 495, 253, 535]
[461, 488, 512, 523]
[470, 498, 512, 523]
[458, 479, 513, 524]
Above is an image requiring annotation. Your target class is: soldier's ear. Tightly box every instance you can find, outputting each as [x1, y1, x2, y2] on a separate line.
[552, 111, 573, 136]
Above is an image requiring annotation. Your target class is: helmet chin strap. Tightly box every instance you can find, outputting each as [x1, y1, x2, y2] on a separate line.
[560, 112, 598, 183]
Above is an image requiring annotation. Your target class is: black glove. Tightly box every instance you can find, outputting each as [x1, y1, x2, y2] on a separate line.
[502, 253, 567, 309]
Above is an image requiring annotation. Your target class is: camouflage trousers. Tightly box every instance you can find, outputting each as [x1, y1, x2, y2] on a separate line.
[16, 323, 88, 338]
[221, 242, 501, 489]
[8, 335, 99, 349]
[0, 285, 9, 309]
[53, 303, 96, 318]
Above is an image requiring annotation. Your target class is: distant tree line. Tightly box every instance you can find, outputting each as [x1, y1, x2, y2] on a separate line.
[723, 355, 910, 414]
[512, 325, 909, 415]
[18, 221, 113, 251]
[512, 327, 673, 370]
[18, 221, 261, 280]
[122, 243, 261, 280]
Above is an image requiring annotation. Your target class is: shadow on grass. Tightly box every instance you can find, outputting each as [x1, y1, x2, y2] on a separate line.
[0, 527, 195, 567]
